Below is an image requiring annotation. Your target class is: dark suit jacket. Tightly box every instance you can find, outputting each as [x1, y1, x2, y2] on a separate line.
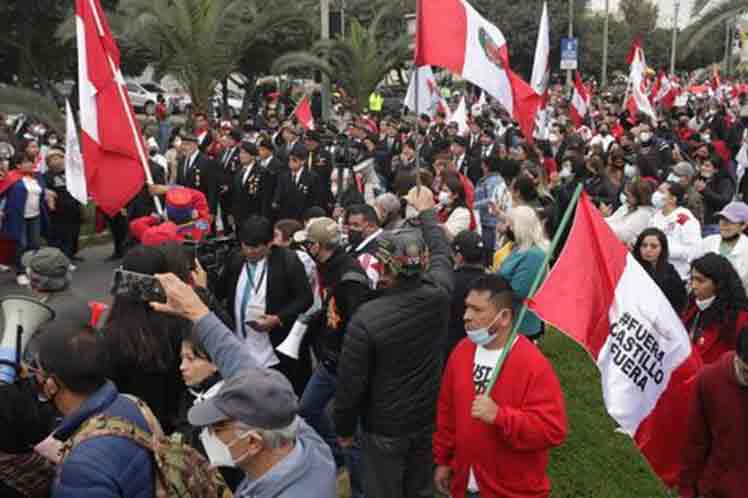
[231, 163, 272, 224]
[272, 167, 323, 221]
[177, 152, 219, 214]
[216, 247, 313, 347]
[218, 146, 242, 205]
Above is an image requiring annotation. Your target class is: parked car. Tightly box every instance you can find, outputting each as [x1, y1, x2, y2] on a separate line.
[126, 81, 158, 115]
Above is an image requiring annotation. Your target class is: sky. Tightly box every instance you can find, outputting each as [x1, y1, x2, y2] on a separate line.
[588, 0, 697, 28]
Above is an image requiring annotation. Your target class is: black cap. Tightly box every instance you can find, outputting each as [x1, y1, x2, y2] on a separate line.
[240, 141, 258, 155]
[452, 230, 484, 263]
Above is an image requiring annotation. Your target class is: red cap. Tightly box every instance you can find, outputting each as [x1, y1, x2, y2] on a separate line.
[142, 222, 180, 246]
[166, 188, 193, 209]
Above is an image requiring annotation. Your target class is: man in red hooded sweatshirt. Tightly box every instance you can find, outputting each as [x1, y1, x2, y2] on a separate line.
[678, 329, 748, 498]
[129, 187, 211, 245]
[433, 274, 567, 498]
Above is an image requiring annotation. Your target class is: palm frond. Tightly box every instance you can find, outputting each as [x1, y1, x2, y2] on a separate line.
[272, 52, 336, 78]
[679, 0, 746, 59]
[0, 87, 64, 136]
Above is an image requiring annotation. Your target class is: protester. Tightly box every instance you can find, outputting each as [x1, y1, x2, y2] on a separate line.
[496, 206, 548, 341]
[678, 328, 748, 498]
[682, 253, 748, 365]
[447, 230, 486, 359]
[695, 154, 735, 236]
[633, 228, 688, 314]
[43, 148, 82, 262]
[346, 203, 383, 286]
[473, 156, 502, 258]
[439, 174, 475, 241]
[334, 186, 453, 498]
[434, 274, 567, 498]
[699, 201, 748, 289]
[605, 178, 655, 246]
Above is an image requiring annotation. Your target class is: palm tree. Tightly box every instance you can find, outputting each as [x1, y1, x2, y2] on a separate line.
[272, 7, 411, 113]
[678, 0, 745, 60]
[58, 0, 310, 115]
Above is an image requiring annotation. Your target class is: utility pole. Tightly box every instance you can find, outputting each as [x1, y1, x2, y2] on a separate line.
[601, 0, 609, 88]
[724, 17, 733, 76]
[670, 0, 679, 75]
[321, 0, 331, 121]
[566, 0, 574, 89]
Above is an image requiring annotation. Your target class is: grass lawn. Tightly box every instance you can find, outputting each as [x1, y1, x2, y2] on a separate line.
[337, 329, 675, 498]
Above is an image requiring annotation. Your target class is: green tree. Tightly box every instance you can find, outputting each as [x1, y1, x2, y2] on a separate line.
[271, 7, 411, 112]
[679, 0, 745, 61]
[619, 0, 659, 36]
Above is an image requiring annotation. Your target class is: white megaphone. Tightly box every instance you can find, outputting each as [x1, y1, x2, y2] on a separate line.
[276, 321, 308, 360]
[0, 296, 55, 383]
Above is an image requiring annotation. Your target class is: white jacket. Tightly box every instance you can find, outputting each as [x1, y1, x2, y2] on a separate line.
[649, 207, 702, 280]
[700, 234, 748, 289]
[606, 205, 656, 246]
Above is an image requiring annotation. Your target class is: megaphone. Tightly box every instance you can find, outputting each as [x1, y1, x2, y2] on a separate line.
[276, 321, 308, 360]
[0, 296, 55, 383]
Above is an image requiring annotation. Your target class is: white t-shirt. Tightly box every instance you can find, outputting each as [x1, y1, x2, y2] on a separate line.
[467, 339, 516, 492]
[22, 177, 42, 219]
[233, 258, 278, 367]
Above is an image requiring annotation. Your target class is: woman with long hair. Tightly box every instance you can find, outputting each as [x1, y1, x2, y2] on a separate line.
[496, 206, 549, 341]
[439, 173, 475, 241]
[681, 253, 748, 365]
[633, 228, 687, 313]
[606, 179, 655, 246]
[102, 245, 189, 433]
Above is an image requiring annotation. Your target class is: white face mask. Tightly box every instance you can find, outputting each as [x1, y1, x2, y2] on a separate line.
[623, 164, 638, 179]
[695, 295, 716, 311]
[651, 191, 667, 210]
[200, 428, 236, 468]
[559, 165, 573, 179]
[666, 173, 680, 183]
[640, 132, 652, 143]
[619, 192, 628, 206]
[438, 191, 451, 206]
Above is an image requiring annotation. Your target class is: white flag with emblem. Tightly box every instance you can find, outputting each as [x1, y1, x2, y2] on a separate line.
[64, 99, 88, 205]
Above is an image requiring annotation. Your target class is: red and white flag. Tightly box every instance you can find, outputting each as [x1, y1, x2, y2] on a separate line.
[530, 2, 550, 98]
[529, 192, 703, 487]
[625, 38, 656, 122]
[651, 71, 676, 110]
[569, 71, 589, 128]
[415, 0, 540, 141]
[76, 0, 146, 216]
[404, 65, 442, 116]
[292, 94, 315, 131]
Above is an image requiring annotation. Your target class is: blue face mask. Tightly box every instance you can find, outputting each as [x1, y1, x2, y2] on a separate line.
[466, 311, 504, 346]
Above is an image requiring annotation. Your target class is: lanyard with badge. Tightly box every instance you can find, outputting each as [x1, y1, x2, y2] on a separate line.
[240, 262, 267, 338]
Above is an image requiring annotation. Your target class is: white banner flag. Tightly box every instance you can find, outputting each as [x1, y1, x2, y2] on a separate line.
[64, 99, 88, 205]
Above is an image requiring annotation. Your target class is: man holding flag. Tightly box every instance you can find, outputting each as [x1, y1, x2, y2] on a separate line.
[434, 274, 567, 498]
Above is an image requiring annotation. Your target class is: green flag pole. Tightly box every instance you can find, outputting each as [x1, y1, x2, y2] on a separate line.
[483, 182, 584, 394]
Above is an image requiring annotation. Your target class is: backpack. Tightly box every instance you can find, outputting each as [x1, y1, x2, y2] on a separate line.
[61, 395, 233, 498]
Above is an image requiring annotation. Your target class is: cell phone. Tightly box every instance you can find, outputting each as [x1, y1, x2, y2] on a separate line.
[110, 269, 167, 303]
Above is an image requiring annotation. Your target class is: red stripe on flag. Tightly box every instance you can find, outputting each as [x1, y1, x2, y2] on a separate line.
[415, 0, 468, 73]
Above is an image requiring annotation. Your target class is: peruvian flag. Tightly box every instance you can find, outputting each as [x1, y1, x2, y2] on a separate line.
[625, 37, 656, 122]
[291, 94, 315, 131]
[530, 2, 550, 97]
[710, 65, 723, 102]
[569, 71, 589, 128]
[651, 71, 676, 110]
[404, 65, 442, 116]
[415, 0, 540, 142]
[76, 0, 145, 216]
[529, 192, 703, 487]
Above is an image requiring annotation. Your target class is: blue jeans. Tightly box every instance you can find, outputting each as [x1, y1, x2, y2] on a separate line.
[15, 216, 41, 273]
[300, 364, 365, 498]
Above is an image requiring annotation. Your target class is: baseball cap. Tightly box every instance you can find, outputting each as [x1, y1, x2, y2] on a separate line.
[22, 248, 71, 291]
[293, 217, 340, 246]
[188, 368, 298, 429]
[716, 201, 748, 223]
[375, 228, 426, 278]
[672, 161, 695, 178]
[452, 230, 484, 262]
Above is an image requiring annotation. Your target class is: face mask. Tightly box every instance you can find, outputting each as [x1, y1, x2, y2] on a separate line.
[466, 311, 503, 346]
[438, 191, 451, 206]
[559, 165, 573, 179]
[702, 134, 711, 143]
[666, 173, 680, 183]
[624, 164, 638, 179]
[200, 428, 236, 468]
[695, 295, 716, 311]
[48, 138, 58, 146]
[651, 191, 667, 210]
[640, 132, 652, 143]
[330, 184, 338, 197]
[348, 229, 364, 247]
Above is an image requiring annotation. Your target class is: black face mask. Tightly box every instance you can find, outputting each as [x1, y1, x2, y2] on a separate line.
[348, 229, 364, 248]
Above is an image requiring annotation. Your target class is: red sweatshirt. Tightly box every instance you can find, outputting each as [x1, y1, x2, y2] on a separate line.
[434, 337, 567, 498]
[681, 307, 748, 366]
[679, 352, 748, 498]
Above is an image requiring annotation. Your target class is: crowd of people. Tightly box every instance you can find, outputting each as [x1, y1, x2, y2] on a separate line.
[1, 78, 748, 498]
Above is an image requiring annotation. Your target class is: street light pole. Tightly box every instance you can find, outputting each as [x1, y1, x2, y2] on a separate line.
[566, 0, 574, 89]
[321, 0, 331, 121]
[601, 0, 609, 88]
[670, 0, 679, 75]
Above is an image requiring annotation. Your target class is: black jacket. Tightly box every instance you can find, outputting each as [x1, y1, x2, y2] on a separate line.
[231, 163, 272, 223]
[334, 209, 454, 438]
[176, 152, 219, 214]
[127, 160, 166, 220]
[272, 167, 324, 221]
[308, 247, 371, 369]
[700, 173, 735, 225]
[446, 265, 486, 359]
[44, 170, 83, 223]
[217, 146, 242, 206]
[216, 246, 313, 347]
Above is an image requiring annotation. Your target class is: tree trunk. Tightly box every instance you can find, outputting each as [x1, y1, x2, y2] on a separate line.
[239, 75, 257, 124]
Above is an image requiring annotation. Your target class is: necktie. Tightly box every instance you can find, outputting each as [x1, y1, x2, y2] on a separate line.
[239, 263, 256, 337]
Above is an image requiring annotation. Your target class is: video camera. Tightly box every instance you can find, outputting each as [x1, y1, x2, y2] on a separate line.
[183, 236, 239, 286]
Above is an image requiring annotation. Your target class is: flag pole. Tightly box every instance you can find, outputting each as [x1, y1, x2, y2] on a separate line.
[87, 0, 163, 216]
[414, 0, 422, 192]
[483, 182, 584, 394]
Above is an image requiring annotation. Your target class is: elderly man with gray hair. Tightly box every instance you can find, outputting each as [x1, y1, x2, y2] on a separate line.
[151, 273, 336, 498]
[373, 192, 405, 230]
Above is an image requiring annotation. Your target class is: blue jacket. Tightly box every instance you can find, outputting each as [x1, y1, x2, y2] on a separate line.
[0, 174, 49, 241]
[474, 173, 501, 228]
[497, 246, 546, 336]
[53, 381, 155, 498]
